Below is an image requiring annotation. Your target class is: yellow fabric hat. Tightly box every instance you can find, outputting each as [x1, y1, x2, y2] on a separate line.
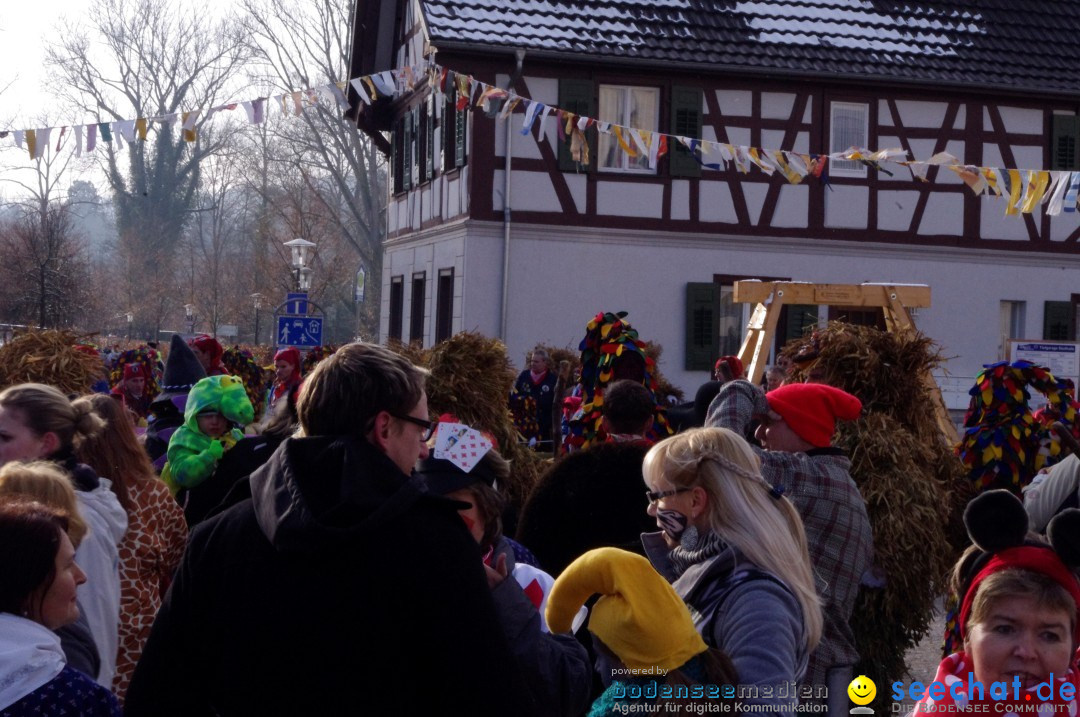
[545, 547, 707, 673]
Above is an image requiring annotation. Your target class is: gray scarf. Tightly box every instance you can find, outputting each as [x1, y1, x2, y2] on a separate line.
[669, 528, 727, 577]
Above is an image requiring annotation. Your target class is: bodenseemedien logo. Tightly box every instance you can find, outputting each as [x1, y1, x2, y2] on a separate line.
[850, 675, 877, 715]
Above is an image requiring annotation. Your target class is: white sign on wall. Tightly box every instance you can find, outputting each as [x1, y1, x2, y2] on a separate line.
[1008, 340, 1080, 386]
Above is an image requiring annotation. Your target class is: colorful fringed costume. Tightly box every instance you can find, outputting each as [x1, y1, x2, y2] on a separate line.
[161, 375, 254, 494]
[563, 311, 672, 452]
[957, 360, 1080, 494]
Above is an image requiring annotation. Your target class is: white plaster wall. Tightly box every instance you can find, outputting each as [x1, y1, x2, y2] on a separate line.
[985, 106, 1043, 135]
[772, 185, 809, 228]
[494, 170, 563, 213]
[716, 90, 752, 117]
[597, 182, 664, 218]
[380, 232, 466, 344]
[451, 223, 1080, 404]
[917, 192, 964, 236]
[761, 93, 795, 120]
[824, 186, 869, 228]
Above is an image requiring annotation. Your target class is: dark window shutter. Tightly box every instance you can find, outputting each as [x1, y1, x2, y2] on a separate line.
[558, 78, 595, 172]
[391, 118, 402, 194]
[454, 101, 467, 167]
[389, 276, 404, 340]
[1052, 116, 1080, 171]
[410, 272, 426, 344]
[435, 268, 454, 342]
[411, 107, 420, 186]
[670, 86, 703, 178]
[417, 103, 428, 183]
[443, 85, 456, 172]
[685, 282, 718, 371]
[1044, 301, 1074, 340]
[425, 95, 435, 181]
[784, 305, 818, 343]
[402, 111, 413, 191]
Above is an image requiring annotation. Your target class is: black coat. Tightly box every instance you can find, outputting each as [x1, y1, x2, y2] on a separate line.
[515, 442, 656, 577]
[125, 435, 536, 716]
[180, 434, 284, 527]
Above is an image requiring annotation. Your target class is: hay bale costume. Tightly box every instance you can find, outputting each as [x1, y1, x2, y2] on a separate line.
[564, 311, 673, 453]
[958, 360, 1079, 494]
[161, 375, 254, 495]
[0, 330, 106, 394]
[775, 322, 969, 711]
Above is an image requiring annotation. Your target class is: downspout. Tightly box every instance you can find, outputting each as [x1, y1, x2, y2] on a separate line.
[499, 48, 526, 341]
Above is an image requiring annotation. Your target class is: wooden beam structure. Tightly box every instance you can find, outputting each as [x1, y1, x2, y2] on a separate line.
[733, 281, 958, 445]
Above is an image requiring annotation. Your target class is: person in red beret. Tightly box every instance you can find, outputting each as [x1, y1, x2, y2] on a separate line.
[713, 355, 744, 382]
[706, 378, 873, 717]
[187, 335, 228, 377]
[111, 364, 151, 419]
[265, 348, 302, 417]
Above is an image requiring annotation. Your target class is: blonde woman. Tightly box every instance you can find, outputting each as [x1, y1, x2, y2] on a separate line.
[641, 427, 822, 716]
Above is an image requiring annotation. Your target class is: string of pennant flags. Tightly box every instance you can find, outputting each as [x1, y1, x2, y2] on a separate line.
[3, 58, 1077, 218]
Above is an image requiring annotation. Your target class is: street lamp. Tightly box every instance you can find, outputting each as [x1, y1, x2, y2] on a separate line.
[251, 292, 264, 344]
[184, 304, 197, 335]
[284, 237, 316, 292]
[125, 312, 133, 340]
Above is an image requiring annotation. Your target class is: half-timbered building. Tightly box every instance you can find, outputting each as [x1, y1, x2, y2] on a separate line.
[348, 0, 1080, 402]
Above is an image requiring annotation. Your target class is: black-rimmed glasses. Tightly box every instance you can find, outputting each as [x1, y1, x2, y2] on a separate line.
[645, 487, 690, 505]
[391, 413, 437, 441]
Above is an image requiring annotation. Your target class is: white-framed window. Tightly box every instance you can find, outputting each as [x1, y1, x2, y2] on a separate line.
[999, 300, 1026, 360]
[830, 102, 869, 176]
[598, 85, 659, 173]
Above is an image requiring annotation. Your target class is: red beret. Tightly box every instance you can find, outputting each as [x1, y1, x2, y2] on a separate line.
[122, 364, 146, 381]
[714, 355, 744, 379]
[766, 383, 862, 448]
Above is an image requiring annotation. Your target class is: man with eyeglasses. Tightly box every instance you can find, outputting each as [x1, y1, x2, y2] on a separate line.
[127, 342, 535, 716]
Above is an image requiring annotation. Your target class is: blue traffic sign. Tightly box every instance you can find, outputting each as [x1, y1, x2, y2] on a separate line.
[277, 315, 323, 348]
[285, 292, 309, 315]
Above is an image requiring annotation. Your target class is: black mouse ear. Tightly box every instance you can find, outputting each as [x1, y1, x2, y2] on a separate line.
[1047, 509, 1080, 570]
[965, 490, 1028, 553]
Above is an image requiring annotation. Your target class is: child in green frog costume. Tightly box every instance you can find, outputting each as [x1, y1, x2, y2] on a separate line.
[162, 374, 254, 494]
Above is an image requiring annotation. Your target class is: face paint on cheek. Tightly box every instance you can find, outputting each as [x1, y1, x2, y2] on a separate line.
[656, 508, 688, 541]
[460, 514, 475, 531]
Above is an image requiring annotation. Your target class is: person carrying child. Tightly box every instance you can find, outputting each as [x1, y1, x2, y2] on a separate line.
[161, 375, 254, 503]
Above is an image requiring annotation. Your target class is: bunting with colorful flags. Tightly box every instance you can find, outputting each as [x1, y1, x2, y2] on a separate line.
[4, 58, 1080, 217]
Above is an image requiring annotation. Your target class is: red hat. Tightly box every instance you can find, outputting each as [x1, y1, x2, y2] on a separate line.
[274, 347, 302, 375]
[122, 364, 146, 381]
[188, 335, 223, 363]
[714, 355, 744, 379]
[766, 383, 862, 448]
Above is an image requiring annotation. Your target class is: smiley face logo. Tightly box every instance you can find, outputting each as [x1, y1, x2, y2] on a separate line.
[848, 675, 876, 706]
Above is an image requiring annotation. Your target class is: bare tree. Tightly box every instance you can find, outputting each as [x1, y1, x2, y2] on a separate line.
[0, 204, 93, 328]
[242, 0, 387, 339]
[45, 0, 255, 333]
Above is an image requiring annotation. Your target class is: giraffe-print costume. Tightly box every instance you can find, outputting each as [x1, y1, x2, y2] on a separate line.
[111, 477, 187, 703]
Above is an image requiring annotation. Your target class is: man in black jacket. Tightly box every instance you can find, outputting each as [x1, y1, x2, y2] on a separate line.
[126, 343, 535, 715]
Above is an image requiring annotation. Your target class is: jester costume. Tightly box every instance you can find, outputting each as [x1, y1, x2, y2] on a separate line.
[161, 375, 254, 494]
[563, 311, 672, 452]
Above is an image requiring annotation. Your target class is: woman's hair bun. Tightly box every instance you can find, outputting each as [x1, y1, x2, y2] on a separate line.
[71, 400, 106, 443]
[964, 489, 1028, 553]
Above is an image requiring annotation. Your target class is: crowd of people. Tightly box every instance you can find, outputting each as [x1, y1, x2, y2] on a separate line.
[0, 323, 1079, 717]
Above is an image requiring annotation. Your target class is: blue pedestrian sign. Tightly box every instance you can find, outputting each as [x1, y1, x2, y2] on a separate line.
[277, 316, 323, 348]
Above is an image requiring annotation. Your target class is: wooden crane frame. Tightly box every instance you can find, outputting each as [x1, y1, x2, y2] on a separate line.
[733, 281, 958, 444]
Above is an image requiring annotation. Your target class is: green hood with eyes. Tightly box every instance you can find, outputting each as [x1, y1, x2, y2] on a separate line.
[183, 375, 255, 431]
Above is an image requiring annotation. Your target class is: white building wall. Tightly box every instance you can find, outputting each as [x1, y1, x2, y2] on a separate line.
[415, 221, 1080, 408]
